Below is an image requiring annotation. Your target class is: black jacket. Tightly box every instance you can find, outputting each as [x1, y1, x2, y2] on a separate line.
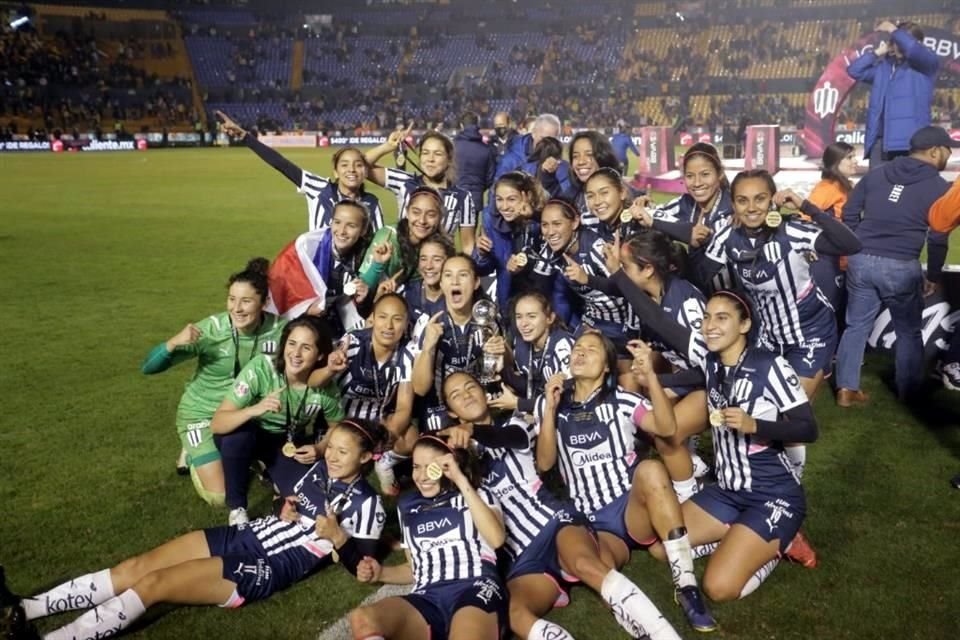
[454, 125, 496, 194]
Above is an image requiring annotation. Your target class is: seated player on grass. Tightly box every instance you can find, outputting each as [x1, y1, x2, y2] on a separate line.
[0, 419, 389, 640]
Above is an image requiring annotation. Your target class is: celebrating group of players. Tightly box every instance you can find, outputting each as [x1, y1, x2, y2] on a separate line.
[4, 112, 878, 640]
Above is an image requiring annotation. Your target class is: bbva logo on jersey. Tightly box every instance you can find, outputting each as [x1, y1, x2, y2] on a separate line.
[417, 516, 454, 535]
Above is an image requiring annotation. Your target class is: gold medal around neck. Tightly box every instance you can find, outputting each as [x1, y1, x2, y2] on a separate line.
[426, 462, 444, 481]
[709, 409, 725, 428]
[515, 253, 528, 267]
[765, 210, 782, 228]
[620, 209, 633, 224]
[282, 442, 297, 457]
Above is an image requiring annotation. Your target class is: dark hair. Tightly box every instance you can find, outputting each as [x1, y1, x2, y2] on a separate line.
[494, 170, 547, 213]
[622, 229, 684, 279]
[509, 290, 567, 336]
[418, 131, 455, 183]
[333, 418, 390, 475]
[331, 146, 371, 179]
[710, 289, 754, 323]
[682, 143, 730, 192]
[896, 21, 924, 42]
[373, 291, 410, 317]
[418, 232, 457, 260]
[585, 168, 632, 213]
[274, 315, 334, 375]
[572, 331, 619, 397]
[542, 197, 580, 221]
[460, 111, 479, 127]
[413, 434, 483, 490]
[332, 199, 374, 259]
[730, 169, 778, 200]
[396, 186, 448, 283]
[440, 370, 481, 408]
[820, 142, 855, 193]
[228, 257, 270, 302]
[568, 130, 620, 188]
[531, 136, 564, 183]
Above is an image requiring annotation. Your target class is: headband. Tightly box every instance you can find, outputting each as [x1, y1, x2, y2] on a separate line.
[545, 198, 580, 218]
[416, 434, 455, 454]
[712, 290, 752, 321]
[339, 419, 375, 445]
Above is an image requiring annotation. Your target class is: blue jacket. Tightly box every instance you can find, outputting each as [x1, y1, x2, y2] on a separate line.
[841, 156, 949, 280]
[495, 133, 572, 193]
[454, 125, 496, 195]
[611, 133, 640, 167]
[846, 28, 939, 155]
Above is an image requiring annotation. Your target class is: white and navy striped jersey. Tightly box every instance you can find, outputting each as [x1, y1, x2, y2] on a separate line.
[650, 276, 708, 370]
[705, 220, 835, 347]
[703, 348, 806, 493]
[400, 280, 447, 319]
[536, 387, 649, 515]
[652, 191, 735, 292]
[479, 415, 559, 561]
[336, 328, 415, 421]
[543, 226, 632, 328]
[384, 167, 477, 237]
[512, 328, 574, 398]
[398, 486, 501, 591]
[248, 460, 385, 561]
[298, 171, 384, 232]
[412, 311, 492, 394]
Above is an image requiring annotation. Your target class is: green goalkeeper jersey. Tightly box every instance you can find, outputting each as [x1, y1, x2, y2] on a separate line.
[225, 353, 345, 434]
[168, 311, 287, 421]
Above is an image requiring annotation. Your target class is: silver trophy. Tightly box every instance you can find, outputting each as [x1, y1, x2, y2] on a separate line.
[472, 299, 501, 392]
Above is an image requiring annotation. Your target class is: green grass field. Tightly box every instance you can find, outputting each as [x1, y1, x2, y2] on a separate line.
[1, 147, 959, 640]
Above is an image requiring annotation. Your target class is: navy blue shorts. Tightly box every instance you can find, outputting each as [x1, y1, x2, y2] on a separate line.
[205, 524, 319, 605]
[768, 329, 837, 378]
[404, 576, 507, 639]
[507, 509, 590, 590]
[689, 483, 806, 553]
[586, 492, 657, 551]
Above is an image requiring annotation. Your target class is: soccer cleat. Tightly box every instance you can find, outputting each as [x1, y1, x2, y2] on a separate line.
[941, 362, 960, 391]
[675, 585, 717, 633]
[228, 507, 249, 526]
[784, 530, 818, 568]
[176, 448, 189, 476]
[374, 457, 399, 496]
[0, 568, 35, 640]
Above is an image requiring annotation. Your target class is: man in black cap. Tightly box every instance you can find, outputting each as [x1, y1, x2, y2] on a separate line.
[835, 126, 958, 405]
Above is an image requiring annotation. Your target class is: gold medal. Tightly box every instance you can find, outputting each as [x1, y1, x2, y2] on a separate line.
[620, 209, 633, 224]
[426, 462, 443, 481]
[282, 442, 297, 457]
[765, 211, 782, 228]
[515, 253, 528, 267]
[709, 410, 725, 428]
[343, 281, 357, 296]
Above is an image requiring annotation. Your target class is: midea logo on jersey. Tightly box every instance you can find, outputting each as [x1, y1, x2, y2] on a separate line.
[813, 81, 839, 119]
[571, 449, 614, 466]
[417, 517, 454, 535]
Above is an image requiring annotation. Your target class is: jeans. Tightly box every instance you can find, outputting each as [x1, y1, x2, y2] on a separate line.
[835, 253, 924, 398]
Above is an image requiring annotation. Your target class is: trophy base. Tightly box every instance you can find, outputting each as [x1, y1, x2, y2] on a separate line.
[478, 377, 502, 398]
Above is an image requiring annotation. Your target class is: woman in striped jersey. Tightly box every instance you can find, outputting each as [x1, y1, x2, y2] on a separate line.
[442, 371, 682, 640]
[536, 332, 717, 633]
[544, 131, 622, 230]
[349, 435, 506, 640]
[1, 420, 388, 640]
[141, 258, 286, 507]
[584, 168, 644, 246]
[399, 233, 453, 319]
[216, 111, 384, 232]
[366, 129, 477, 255]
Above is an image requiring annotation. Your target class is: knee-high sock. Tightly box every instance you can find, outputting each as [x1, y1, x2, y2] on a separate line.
[692, 541, 720, 559]
[662, 533, 697, 590]
[528, 618, 575, 639]
[600, 570, 681, 640]
[44, 589, 145, 640]
[739, 557, 779, 599]
[22, 570, 114, 621]
[377, 449, 408, 470]
[671, 477, 698, 503]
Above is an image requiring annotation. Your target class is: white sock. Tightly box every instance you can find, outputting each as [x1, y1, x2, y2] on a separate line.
[785, 445, 806, 479]
[528, 618, 575, 639]
[739, 557, 780, 599]
[600, 570, 681, 640]
[692, 541, 719, 559]
[22, 569, 114, 621]
[44, 589, 145, 640]
[671, 477, 698, 503]
[661, 534, 697, 590]
[376, 450, 408, 470]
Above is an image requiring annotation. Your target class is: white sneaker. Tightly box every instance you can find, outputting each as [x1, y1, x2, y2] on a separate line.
[691, 454, 710, 479]
[375, 457, 398, 496]
[228, 507, 249, 526]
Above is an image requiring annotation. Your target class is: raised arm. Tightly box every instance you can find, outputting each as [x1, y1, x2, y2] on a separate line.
[140, 324, 201, 374]
[365, 125, 412, 187]
[535, 374, 564, 473]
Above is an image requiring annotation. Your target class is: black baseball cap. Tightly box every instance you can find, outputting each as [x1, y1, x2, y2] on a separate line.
[909, 126, 960, 151]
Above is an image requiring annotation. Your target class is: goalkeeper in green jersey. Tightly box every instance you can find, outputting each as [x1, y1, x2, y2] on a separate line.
[141, 259, 285, 507]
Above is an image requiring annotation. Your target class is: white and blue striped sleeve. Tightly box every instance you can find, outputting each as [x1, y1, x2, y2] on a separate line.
[764, 355, 808, 413]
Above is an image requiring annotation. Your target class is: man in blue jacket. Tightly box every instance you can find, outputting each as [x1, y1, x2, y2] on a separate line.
[454, 111, 497, 211]
[847, 20, 939, 168]
[611, 121, 640, 175]
[835, 126, 957, 405]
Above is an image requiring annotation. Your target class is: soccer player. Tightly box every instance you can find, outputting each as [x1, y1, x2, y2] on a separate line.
[547, 130, 622, 229]
[366, 128, 477, 255]
[584, 168, 644, 245]
[441, 372, 682, 640]
[0, 420, 389, 640]
[211, 316, 346, 525]
[141, 258, 285, 507]
[486, 291, 575, 415]
[535, 332, 716, 632]
[400, 233, 453, 319]
[348, 435, 507, 640]
[634, 143, 734, 294]
[358, 186, 446, 290]
[216, 111, 384, 232]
